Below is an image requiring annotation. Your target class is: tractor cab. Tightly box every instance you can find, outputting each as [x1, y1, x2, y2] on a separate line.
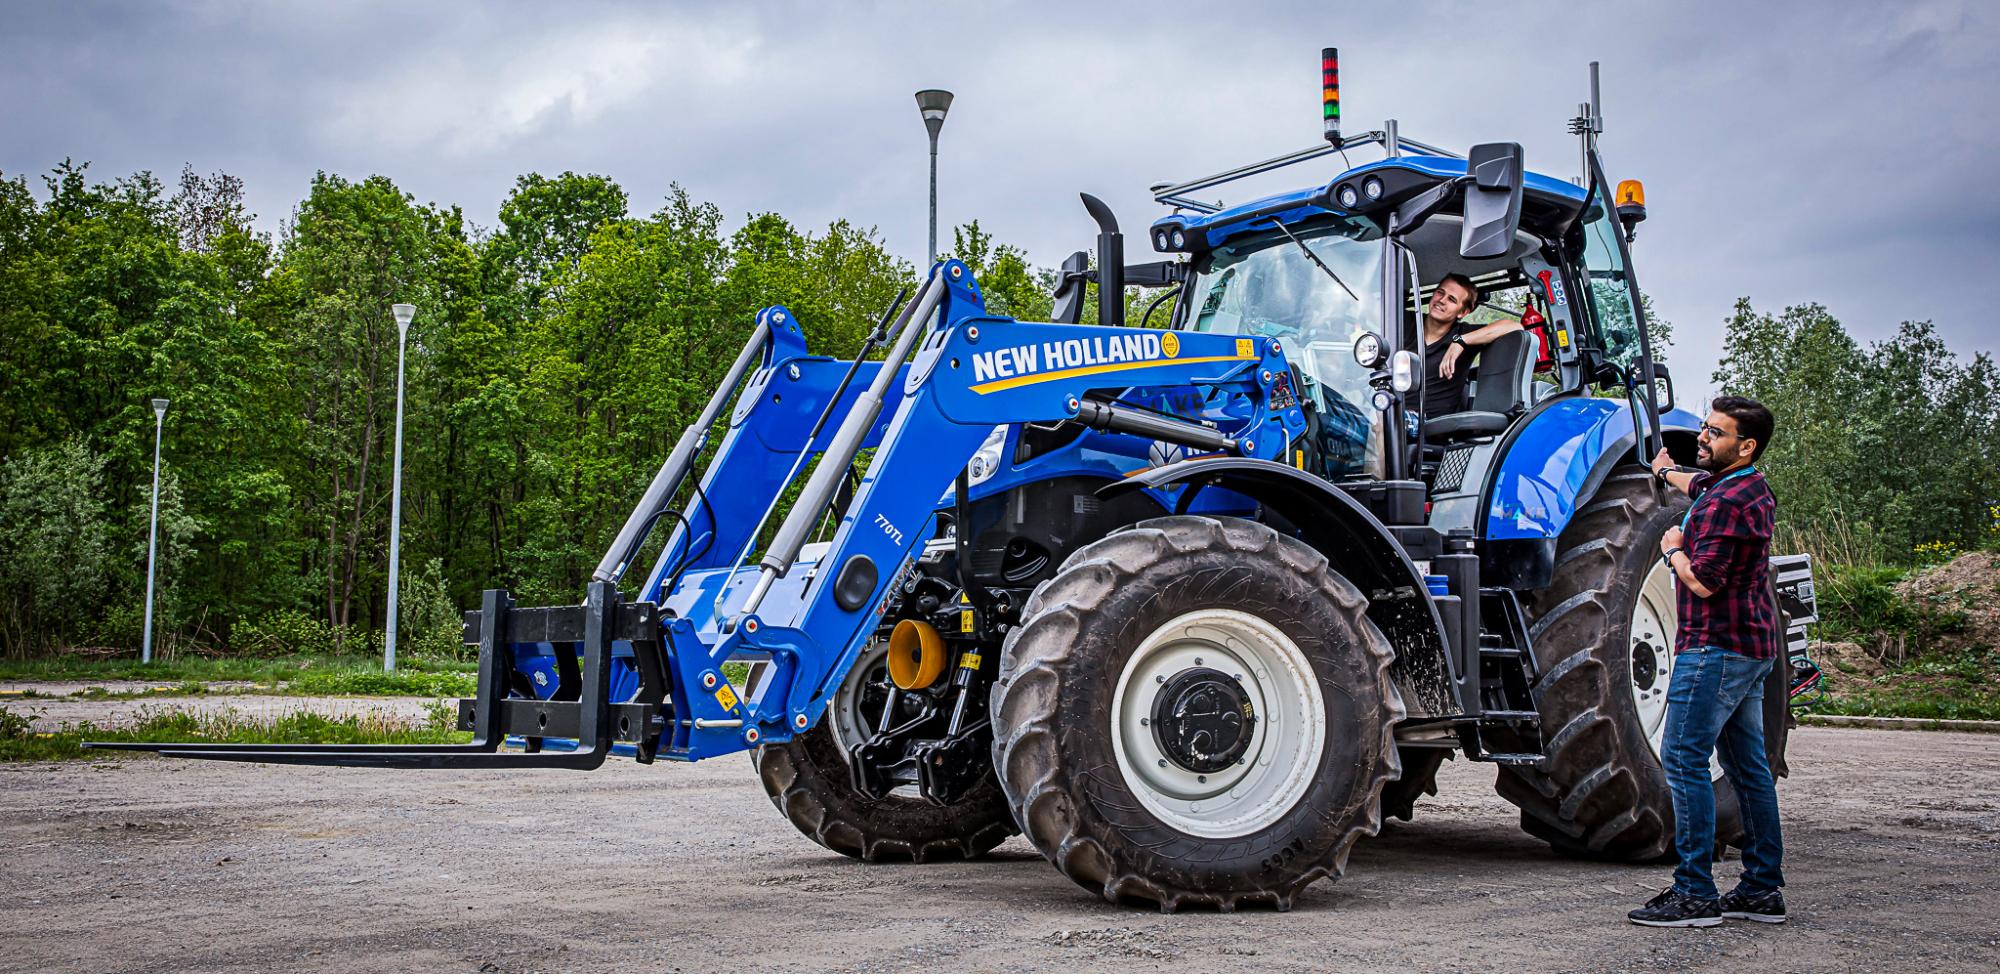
[1149, 150, 1658, 500]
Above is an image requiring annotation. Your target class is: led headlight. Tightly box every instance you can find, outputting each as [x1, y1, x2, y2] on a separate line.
[966, 424, 1009, 485]
[1153, 230, 1169, 251]
[1371, 390, 1395, 412]
[1170, 229, 1186, 249]
[1336, 183, 1360, 209]
[1352, 332, 1384, 368]
[1364, 176, 1384, 201]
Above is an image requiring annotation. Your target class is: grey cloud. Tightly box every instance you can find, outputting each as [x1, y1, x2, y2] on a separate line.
[5, 0, 1994, 402]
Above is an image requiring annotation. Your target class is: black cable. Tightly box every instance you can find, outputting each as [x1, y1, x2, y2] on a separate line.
[1139, 289, 1176, 329]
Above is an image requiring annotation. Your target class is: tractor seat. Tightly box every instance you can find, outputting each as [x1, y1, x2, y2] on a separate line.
[1426, 330, 1540, 440]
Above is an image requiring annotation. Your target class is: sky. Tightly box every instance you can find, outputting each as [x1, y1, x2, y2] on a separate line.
[5, 0, 1997, 403]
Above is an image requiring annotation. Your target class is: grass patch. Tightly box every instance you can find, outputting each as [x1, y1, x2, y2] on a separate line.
[283, 669, 476, 697]
[1810, 646, 2000, 721]
[0, 701, 469, 762]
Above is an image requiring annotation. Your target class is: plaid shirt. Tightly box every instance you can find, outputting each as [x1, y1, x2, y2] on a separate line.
[1675, 467, 1778, 659]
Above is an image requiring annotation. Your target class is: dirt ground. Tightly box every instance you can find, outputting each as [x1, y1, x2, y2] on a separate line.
[1, 725, 1996, 974]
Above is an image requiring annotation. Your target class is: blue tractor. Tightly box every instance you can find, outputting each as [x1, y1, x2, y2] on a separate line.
[104, 60, 1814, 911]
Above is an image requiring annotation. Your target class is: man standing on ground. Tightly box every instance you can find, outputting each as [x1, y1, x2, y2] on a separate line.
[1629, 396, 1788, 927]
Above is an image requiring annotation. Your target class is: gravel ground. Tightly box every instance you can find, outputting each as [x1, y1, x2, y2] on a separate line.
[1, 725, 1996, 974]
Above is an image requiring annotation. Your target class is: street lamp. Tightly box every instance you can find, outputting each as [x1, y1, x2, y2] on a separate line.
[915, 89, 954, 267]
[384, 302, 417, 673]
[141, 398, 168, 664]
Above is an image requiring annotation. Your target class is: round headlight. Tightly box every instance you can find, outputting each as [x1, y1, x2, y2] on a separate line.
[1352, 332, 1384, 367]
[1154, 230, 1169, 250]
[1171, 229, 1186, 249]
[1364, 177, 1384, 201]
[1371, 390, 1395, 413]
[1336, 183, 1360, 209]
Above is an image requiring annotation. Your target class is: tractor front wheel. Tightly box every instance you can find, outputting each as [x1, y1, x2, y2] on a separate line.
[991, 515, 1402, 911]
[752, 642, 1018, 862]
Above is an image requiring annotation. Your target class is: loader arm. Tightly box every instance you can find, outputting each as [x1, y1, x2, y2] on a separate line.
[96, 261, 1305, 767]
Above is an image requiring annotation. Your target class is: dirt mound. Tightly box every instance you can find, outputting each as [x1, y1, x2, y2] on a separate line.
[1811, 640, 1887, 678]
[1895, 550, 2000, 653]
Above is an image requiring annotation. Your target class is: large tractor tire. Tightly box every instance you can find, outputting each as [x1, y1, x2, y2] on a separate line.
[1498, 466, 1790, 860]
[991, 515, 1402, 911]
[752, 643, 1018, 862]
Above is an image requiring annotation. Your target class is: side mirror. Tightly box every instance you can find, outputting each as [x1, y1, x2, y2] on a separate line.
[1650, 362, 1675, 411]
[1049, 251, 1089, 324]
[1460, 142, 1524, 260]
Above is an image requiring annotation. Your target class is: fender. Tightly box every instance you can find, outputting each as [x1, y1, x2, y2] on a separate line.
[1101, 457, 1457, 718]
[1479, 395, 1701, 586]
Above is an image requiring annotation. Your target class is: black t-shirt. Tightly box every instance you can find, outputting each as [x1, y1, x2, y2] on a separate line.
[1420, 324, 1471, 419]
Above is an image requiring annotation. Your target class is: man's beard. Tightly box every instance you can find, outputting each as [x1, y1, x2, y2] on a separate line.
[1696, 443, 1741, 471]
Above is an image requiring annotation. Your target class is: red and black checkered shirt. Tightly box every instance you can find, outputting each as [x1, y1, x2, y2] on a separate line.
[1675, 468, 1777, 659]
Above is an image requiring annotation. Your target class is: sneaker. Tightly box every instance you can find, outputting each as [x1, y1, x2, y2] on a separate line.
[1720, 886, 1788, 924]
[1628, 889, 1723, 927]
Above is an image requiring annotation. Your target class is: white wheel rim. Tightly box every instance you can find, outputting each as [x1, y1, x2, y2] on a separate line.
[1630, 559, 1722, 780]
[1109, 609, 1326, 839]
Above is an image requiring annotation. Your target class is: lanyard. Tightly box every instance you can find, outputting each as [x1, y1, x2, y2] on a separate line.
[1681, 465, 1756, 530]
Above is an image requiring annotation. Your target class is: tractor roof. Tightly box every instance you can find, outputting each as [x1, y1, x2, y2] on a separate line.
[1150, 155, 1589, 253]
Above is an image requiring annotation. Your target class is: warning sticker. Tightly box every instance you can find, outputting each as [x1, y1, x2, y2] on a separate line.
[960, 609, 975, 633]
[714, 684, 739, 712]
[1235, 338, 1254, 358]
[959, 652, 983, 670]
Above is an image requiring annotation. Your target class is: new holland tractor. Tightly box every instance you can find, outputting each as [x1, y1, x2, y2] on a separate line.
[101, 57, 1816, 912]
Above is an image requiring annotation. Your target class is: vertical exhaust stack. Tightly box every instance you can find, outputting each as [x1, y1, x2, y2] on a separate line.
[1079, 193, 1123, 327]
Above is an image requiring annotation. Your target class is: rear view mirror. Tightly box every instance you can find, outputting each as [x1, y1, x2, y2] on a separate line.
[1460, 142, 1524, 260]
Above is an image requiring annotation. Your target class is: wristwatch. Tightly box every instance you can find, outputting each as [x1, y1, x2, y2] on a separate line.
[1450, 335, 1469, 350]
[1661, 546, 1682, 569]
[1654, 465, 1673, 484]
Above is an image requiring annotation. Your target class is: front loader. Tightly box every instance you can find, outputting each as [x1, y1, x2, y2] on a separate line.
[99, 56, 1815, 912]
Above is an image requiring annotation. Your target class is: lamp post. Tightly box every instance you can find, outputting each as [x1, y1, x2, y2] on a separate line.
[141, 398, 168, 664]
[915, 89, 954, 266]
[384, 303, 417, 673]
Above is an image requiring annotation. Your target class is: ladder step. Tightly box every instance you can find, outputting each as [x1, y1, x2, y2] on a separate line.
[1482, 709, 1540, 722]
[1480, 752, 1545, 766]
[1479, 645, 1524, 658]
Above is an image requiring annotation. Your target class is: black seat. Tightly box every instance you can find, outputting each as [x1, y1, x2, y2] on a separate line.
[1426, 330, 1539, 440]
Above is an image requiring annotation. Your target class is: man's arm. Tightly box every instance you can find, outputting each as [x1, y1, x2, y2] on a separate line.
[1650, 448, 1708, 496]
[1438, 318, 1525, 379]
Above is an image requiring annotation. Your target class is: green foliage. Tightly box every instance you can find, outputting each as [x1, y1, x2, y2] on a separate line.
[1813, 563, 1968, 646]
[0, 438, 115, 656]
[1714, 300, 2000, 565]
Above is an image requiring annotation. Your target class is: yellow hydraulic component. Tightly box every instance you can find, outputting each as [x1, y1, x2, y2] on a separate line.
[887, 618, 947, 690]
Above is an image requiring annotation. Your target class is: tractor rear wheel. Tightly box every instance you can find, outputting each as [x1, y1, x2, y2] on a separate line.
[1498, 466, 1790, 860]
[752, 642, 1018, 862]
[991, 515, 1402, 911]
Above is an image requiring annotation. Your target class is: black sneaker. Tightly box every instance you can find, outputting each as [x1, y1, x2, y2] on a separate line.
[1720, 886, 1788, 924]
[1628, 889, 1723, 927]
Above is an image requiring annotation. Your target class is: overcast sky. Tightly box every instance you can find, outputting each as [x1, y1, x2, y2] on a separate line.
[6, 1, 1996, 402]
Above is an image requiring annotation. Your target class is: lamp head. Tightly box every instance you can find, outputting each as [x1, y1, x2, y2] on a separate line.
[152, 398, 169, 416]
[391, 303, 417, 334]
[915, 89, 954, 138]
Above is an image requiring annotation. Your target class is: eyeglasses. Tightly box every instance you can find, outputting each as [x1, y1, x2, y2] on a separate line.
[1698, 423, 1738, 440]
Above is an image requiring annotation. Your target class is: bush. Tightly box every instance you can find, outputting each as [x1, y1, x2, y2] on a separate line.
[1815, 563, 1967, 648]
[231, 610, 381, 658]
[0, 439, 116, 657]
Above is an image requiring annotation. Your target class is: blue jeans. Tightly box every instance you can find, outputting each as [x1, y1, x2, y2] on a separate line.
[1662, 645, 1786, 900]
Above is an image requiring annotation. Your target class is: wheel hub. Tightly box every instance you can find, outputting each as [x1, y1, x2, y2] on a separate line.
[1151, 667, 1256, 773]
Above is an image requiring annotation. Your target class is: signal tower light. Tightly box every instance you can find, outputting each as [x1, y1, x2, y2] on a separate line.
[1321, 47, 1341, 145]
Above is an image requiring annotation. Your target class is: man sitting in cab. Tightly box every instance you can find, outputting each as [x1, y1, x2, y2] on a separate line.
[1420, 272, 1524, 420]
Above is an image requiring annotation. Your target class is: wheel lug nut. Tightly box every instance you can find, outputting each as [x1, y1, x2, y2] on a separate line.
[1139, 717, 1149, 726]
[1156, 675, 1166, 684]
[1198, 775, 1207, 783]
[1157, 759, 1168, 768]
